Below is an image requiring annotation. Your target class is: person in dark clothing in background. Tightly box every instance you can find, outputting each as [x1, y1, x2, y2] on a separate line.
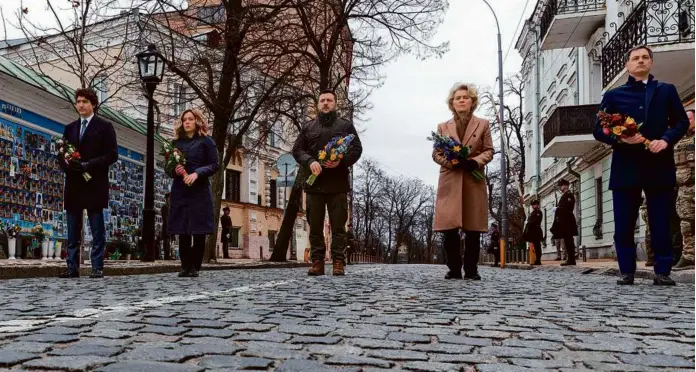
[524, 199, 544, 265]
[488, 223, 500, 267]
[220, 206, 232, 259]
[553, 179, 578, 266]
[292, 89, 363, 276]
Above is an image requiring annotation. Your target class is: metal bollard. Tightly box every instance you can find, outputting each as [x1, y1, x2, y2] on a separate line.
[582, 245, 587, 262]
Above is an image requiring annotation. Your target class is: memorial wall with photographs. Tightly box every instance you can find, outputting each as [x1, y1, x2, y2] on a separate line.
[0, 103, 171, 244]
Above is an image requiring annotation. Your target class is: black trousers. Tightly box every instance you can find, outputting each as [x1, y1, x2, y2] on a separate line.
[163, 236, 171, 260]
[306, 192, 348, 263]
[563, 236, 576, 264]
[443, 229, 481, 276]
[531, 239, 542, 265]
[179, 234, 206, 271]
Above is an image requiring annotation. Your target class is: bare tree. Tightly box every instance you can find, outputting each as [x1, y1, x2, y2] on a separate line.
[270, 0, 448, 261]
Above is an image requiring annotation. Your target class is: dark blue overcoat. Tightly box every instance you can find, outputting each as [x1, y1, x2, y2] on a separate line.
[167, 134, 219, 235]
[593, 75, 689, 190]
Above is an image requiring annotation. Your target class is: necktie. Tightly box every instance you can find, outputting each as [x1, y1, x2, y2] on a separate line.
[79, 119, 87, 141]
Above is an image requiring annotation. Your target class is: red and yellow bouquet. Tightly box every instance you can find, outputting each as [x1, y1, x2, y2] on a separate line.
[597, 111, 651, 148]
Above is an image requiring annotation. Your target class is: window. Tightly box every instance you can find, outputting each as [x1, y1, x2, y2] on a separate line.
[270, 179, 277, 208]
[225, 170, 241, 202]
[173, 84, 188, 117]
[198, 5, 225, 25]
[257, 194, 262, 206]
[593, 177, 603, 239]
[93, 75, 108, 104]
[268, 230, 276, 252]
[267, 131, 276, 147]
[230, 227, 240, 248]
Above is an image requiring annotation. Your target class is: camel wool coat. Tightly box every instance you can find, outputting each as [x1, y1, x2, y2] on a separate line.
[433, 115, 494, 232]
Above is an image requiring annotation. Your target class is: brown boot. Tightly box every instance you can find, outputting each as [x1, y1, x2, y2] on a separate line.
[332, 260, 345, 276]
[307, 260, 325, 276]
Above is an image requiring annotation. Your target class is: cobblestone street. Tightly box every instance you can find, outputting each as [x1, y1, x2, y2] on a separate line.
[0, 265, 693, 371]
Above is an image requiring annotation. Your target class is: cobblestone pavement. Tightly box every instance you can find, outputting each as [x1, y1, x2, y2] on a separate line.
[0, 265, 693, 371]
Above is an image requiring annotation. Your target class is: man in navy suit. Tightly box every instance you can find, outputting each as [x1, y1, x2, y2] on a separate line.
[593, 45, 689, 286]
[58, 88, 118, 278]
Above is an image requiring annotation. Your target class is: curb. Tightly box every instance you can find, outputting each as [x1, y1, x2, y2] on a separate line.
[0, 261, 311, 280]
[503, 263, 695, 284]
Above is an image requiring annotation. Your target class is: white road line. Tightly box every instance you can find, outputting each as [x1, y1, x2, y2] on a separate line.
[0, 267, 381, 334]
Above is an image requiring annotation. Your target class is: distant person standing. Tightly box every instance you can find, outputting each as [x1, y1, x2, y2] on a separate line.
[524, 199, 544, 265]
[488, 223, 500, 267]
[220, 207, 232, 259]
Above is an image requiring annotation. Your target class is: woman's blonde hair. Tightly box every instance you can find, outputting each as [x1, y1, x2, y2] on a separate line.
[173, 108, 209, 140]
[446, 83, 479, 114]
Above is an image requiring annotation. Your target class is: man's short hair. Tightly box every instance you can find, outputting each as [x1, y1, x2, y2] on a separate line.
[530, 199, 540, 206]
[558, 179, 570, 187]
[223, 206, 230, 212]
[624, 45, 653, 63]
[318, 89, 336, 100]
[75, 88, 99, 108]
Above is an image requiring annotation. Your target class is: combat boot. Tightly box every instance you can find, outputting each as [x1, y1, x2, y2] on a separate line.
[332, 260, 345, 276]
[307, 260, 325, 276]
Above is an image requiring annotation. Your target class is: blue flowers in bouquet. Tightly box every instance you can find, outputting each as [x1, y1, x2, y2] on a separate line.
[306, 134, 355, 186]
[427, 131, 484, 181]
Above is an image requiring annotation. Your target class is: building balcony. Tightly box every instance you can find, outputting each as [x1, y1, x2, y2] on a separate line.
[603, 0, 695, 92]
[541, 104, 599, 158]
[539, 0, 607, 50]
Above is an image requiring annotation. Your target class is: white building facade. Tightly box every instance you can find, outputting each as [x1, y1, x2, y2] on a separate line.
[516, 0, 694, 259]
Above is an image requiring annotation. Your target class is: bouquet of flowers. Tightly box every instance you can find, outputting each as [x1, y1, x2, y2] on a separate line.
[55, 138, 92, 182]
[160, 140, 188, 177]
[428, 131, 485, 181]
[306, 134, 355, 186]
[6, 224, 21, 239]
[597, 110, 651, 148]
[31, 225, 45, 242]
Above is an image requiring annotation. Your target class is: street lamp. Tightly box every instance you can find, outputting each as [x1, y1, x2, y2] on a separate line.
[480, 0, 508, 268]
[135, 44, 165, 262]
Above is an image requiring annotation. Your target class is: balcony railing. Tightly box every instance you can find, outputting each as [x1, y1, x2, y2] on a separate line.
[602, 0, 695, 87]
[542, 104, 599, 148]
[539, 0, 607, 41]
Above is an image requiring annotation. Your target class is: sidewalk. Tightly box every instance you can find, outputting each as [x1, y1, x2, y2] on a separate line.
[501, 259, 695, 284]
[0, 258, 310, 280]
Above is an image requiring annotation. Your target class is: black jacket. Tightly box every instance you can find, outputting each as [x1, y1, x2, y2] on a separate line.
[292, 116, 362, 194]
[59, 115, 118, 213]
[552, 191, 578, 237]
[524, 209, 544, 242]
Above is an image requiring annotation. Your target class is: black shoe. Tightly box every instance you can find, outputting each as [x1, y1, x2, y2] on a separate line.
[445, 271, 462, 279]
[616, 274, 634, 285]
[464, 274, 481, 280]
[59, 270, 79, 278]
[178, 269, 189, 277]
[560, 261, 576, 266]
[189, 269, 199, 278]
[653, 275, 676, 286]
[89, 270, 104, 279]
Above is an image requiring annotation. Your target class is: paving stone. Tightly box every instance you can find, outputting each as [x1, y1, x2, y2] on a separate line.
[23, 356, 113, 371]
[403, 327, 457, 335]
[198, 355, 273, 369]
[640, 338, 696, 357]
[139, 317, 182, 327]
[181, 320, 228, 329]
[333, 327, 389, 339]
[508, 358, 574, 368]
[548, 350, 619, 362]
[96, 360, 204, 372]
[231, 332, 292, 343]
[347, 338, 403, 349]
[308, 344, 363, 356]
[240, 348, 308, 360]
[466, 330, 512, 339]
[85, 329, 137, 339]
[49, 345, 123, 357]
[366, 349, 428, 361]
[290, 336, 342, 344]
[430, 354, 497, 364]
[517, 332, 566, 342]
[138, 326, 189, 336]
[479, 346, 543, 359]
[36, 326, 85, 335]
[617, 353, 694, 368]
[0, 351, 38, 367]
[15, 333, 79, 344]
[184, 328, 235, 338]
[475, 364, 533, 372]
[438, 334, 493, 346]
[94, 322, 145, 332]
[117, 347, 200, 363]
[565, 341, 638, 353]
[227, 323, 275, 332]
[276, 359, 342, 372]
[386, 332, 430, 343]
[278, 324, 335, 336]
[325, 355, 392, 368]
[502, 339, 564, 350]
[406, 343, 474, 354]
[247, 341, 303, 350]
[401, 361, 461, 372]
[0, 342, 53, 353]
[583, 361, 652, 371]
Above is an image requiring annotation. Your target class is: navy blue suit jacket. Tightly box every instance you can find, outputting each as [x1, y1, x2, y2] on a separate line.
[593, 75, 689, 190]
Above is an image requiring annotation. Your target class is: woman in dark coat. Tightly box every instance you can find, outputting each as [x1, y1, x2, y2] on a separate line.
[523, 199, 544, 265]
[168, 109, 219, 277]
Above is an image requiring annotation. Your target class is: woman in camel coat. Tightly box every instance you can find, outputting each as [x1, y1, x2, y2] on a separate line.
[433, 83, 494, 280]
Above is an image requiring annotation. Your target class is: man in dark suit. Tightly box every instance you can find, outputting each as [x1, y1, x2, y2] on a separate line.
[488, 223, 500, 267]
[220, 206, 232, 259]
[553, 179, 578, 266]
[58, 88, 118, 278]
[524, 200, 544, 265]
[593, 45, 689, 286]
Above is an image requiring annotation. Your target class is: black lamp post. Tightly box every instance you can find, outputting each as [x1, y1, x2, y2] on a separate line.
[135, 44, 165, 262]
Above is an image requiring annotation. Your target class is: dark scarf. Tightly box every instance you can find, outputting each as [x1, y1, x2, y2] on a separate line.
[454, 112, 472, 141]
[318, 111, 338, 126]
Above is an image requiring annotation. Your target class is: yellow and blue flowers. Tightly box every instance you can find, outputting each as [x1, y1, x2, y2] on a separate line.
[428, 131, 484, 181]
[306, 134, 356, 185]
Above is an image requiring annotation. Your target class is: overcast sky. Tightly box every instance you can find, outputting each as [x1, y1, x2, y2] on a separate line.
[2, 0, 534, 188]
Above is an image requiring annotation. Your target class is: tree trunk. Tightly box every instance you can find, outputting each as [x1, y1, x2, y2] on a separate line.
[270, 166, 309, 261]
[204, 169, 224, 263]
